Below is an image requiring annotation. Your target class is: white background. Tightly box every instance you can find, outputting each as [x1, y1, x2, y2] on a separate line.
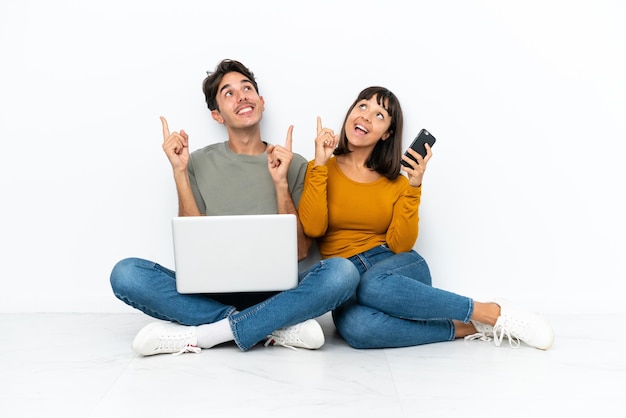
[1, 0, 624, 314]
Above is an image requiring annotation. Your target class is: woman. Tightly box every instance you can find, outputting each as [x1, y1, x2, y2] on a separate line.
[298, 86, 554, 350]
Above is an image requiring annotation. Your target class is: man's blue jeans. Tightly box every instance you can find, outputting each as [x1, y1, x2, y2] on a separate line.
[110, 257, 359, 351]
[333, 245, 474, 349]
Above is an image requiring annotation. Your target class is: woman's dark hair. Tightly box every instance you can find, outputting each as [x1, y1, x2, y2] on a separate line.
[334, 86, 404, 179]
[202, 59, 259, 111]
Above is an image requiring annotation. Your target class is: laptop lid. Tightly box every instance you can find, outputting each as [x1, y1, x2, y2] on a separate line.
[172, 214, 299, 294]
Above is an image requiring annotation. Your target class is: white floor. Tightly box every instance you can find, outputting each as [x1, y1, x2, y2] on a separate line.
[1, 312, 623, 418]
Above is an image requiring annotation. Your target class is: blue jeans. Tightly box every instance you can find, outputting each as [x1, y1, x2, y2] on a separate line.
[110, 257, 359, 351]
[333, 245, 474, 349]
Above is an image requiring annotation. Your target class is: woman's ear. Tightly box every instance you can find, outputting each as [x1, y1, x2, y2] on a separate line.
[381, 131, 392, 141]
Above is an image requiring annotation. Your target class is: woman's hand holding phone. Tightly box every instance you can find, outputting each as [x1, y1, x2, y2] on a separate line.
[401, 129, 436, 187]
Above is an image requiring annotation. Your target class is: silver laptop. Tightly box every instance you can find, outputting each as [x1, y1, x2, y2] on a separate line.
[172, 214, 299, 294]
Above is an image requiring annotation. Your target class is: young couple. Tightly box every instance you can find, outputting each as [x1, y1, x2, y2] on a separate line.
[110, 59, 554, 356]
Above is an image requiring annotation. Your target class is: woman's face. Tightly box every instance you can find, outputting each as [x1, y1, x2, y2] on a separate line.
[344, 95, 391, 150]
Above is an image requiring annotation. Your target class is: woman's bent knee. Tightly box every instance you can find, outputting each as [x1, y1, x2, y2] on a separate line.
[323, 257, 360, 291]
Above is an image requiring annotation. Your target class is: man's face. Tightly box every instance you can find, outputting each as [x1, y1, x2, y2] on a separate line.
[211, 71, 265, 129]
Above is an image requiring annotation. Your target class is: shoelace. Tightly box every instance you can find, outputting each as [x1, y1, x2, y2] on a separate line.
[464, 321, 494, 343]
[264, 326, 305, 351]
[464, 332, 492, 342]
[492, 317, 521, 348]
[172, 345, 201, 356]
[154, 332, 201, 356]
[264, 337, 298, 351]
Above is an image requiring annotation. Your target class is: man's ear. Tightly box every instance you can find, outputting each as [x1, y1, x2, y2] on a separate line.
[259, 96, 265, 112]
[211, 109, 224, 124]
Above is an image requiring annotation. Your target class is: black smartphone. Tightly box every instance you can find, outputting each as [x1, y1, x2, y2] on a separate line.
[401, 129, 436, 168]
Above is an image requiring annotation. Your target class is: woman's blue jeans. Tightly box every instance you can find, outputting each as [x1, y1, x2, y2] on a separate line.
[110, 257, 359, 351]
[333, 245, 474, 349]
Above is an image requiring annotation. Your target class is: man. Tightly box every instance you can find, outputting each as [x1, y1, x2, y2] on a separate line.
[110, 59, 359, 355]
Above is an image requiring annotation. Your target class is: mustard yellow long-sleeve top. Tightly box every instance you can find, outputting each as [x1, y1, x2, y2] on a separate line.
[299, 158, 421, 259]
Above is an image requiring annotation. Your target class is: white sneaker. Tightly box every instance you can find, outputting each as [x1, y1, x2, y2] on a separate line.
[464, 320, 495, 343]
[264, 319, 325, 350]
[491, 299, 554, 350]
[132, 322, 201, 356]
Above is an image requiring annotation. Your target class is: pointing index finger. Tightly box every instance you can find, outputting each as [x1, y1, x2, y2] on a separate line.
[284, 125, 293, 151]
[160, 116, 170, 141]
[317, 116, 322, 135]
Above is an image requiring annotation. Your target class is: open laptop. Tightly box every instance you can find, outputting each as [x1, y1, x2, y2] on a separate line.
[172, 214, 299, 294]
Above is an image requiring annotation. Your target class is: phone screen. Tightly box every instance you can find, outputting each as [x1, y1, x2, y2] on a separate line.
[401, 129, 436, 168]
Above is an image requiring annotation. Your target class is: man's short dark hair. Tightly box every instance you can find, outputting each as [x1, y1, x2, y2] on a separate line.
[202, 59, 259, 111]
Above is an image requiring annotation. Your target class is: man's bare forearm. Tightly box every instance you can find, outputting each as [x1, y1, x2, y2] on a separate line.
[275, 182, 311, 261]
[173, 170, 202, 217]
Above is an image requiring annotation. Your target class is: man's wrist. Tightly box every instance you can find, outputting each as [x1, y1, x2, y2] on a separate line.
[273, 179, 289, 193]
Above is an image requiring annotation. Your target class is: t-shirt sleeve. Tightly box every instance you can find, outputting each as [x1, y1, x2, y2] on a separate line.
[288, 154, 308, 209]
[187, 157, 206, 215]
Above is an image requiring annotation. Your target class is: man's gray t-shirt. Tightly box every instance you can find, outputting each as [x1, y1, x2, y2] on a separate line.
[187, 141, 308, 215]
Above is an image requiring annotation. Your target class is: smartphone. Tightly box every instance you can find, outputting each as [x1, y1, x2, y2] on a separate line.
[401, 129, 436, 168]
